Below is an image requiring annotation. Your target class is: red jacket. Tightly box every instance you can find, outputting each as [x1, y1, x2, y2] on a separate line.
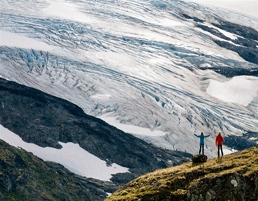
[216, 135, 224, 146]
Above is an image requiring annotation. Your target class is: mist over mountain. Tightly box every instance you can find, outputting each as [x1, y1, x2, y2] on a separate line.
[0, 0, 258, 199]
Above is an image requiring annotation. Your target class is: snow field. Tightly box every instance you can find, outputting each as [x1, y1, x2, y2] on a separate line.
[0, 125, 129, 181]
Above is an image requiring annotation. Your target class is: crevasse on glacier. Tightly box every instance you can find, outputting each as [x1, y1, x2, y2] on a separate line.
[0, 0, 258, 157]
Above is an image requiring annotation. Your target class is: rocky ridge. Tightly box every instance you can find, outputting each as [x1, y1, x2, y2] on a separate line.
[106, 147, 258, 201]
[0, 78, 191, 199]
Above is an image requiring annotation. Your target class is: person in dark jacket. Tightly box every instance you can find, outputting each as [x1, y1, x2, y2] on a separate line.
[216, 131, 224, 158]
[194, 132, 210, 155]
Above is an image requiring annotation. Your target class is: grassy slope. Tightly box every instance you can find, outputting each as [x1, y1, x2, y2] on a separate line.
[106, 147, 258, 201]
[0, 139, 103, 201]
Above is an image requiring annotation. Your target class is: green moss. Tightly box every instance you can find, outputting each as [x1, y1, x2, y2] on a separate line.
[170, 189, 187, 196]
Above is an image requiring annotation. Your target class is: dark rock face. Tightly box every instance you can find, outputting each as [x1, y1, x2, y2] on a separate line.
[0, 78, 191, 199]
[224, 132, 258, 150]
[192, 154, 207, 163]
[186, 171, 258, 201]
[199, 65, 258, 78]
[213, 40, 258, 66]
[197, 20, 258, 66]
[181, 13, 204, 23]
[181, 13, 258, 78]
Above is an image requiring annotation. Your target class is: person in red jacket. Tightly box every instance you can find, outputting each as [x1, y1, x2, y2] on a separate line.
[216, 131, 224, 158]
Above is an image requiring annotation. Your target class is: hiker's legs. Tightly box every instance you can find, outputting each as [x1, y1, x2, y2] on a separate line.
[200, 144, 204, 155]
[220, 145, 223, 156]
[217, 145, 220, 157]
[218, 145, 223, 157]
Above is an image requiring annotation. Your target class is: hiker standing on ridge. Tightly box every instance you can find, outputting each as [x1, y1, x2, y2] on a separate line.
[194, 132, 210, 155]
[216, 131, 224, 158]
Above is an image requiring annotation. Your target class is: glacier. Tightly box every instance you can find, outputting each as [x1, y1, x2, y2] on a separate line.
[0, 0, 258, 159]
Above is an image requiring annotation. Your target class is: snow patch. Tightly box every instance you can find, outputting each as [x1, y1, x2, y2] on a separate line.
[0, 30, 52, 51]
[195, 27, 241, 47]
[203, 22, 238, 40]
[0, 124, 129, 181]
[200, 63, 212, 68]
[156, 18, 184, 27]
[206, 76, 258, 106]
[99, 113, 167, 137]
[249, 137, 257, 141]
[44, 0, 92, 23]
[95, 51, 136, 70]
[91, 94, 112, 100]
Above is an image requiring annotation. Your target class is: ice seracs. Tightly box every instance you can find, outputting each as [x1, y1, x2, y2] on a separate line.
[0, 0, 257, 160]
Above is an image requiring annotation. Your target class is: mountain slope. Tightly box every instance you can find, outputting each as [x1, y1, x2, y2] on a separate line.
[106, 146, 258, 201]
[1, 0, 258, 157]
[0, 139, 117, 201]
[0, 78, 191, 187]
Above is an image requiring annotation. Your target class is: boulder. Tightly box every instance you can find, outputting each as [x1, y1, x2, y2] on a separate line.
[192, 154, 207, 163]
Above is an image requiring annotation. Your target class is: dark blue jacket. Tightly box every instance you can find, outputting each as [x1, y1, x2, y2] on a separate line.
[194, 134, 210, 145]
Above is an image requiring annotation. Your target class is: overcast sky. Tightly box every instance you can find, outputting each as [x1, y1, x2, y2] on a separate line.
[185, 0, 258, 19]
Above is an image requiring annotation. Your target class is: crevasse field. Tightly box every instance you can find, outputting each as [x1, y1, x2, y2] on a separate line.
[0, 0, 258, 180]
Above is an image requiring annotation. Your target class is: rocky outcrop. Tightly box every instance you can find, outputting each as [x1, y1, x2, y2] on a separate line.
[181, 13, 258, 77]
[224, 132, 258, 150]
[106, 147, 258, 201]
[197, 18, 258, 66]
[192, 154, 207, 163]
